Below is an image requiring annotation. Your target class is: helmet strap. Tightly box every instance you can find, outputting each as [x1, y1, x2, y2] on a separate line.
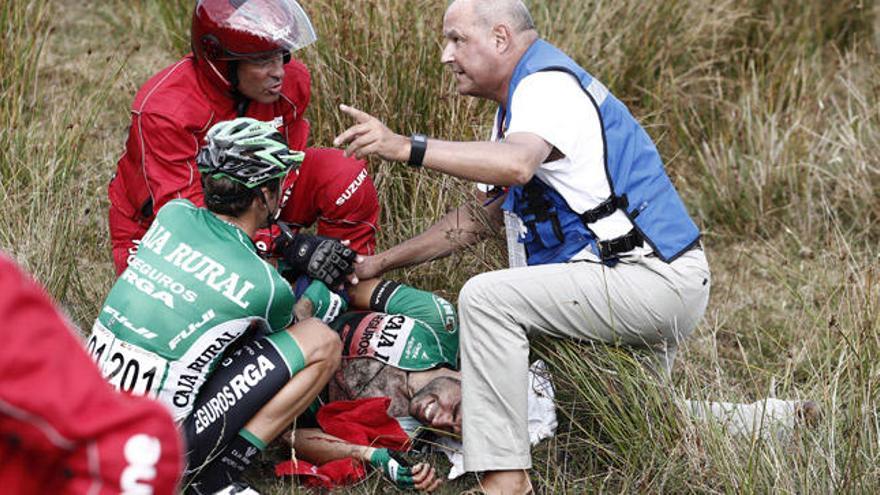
[254, 187, 276, 228]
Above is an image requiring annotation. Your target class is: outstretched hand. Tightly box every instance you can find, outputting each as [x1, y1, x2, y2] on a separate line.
[334, 104, 409, 162]
[368, 448, 441, 492]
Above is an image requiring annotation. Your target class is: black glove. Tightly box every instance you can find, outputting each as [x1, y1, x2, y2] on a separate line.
[275, 225, 357, 287]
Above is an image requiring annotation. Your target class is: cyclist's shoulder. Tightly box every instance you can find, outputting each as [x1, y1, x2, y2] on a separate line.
[151, 199, 202, 227]
[158, 198, 199, 215]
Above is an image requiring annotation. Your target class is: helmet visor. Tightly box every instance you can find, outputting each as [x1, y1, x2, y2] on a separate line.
[206, 0, 317, 57]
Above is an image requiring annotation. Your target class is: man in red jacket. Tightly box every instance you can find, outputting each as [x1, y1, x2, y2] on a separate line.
[0, 252, 182, 494]
[109, 0, 379, 274]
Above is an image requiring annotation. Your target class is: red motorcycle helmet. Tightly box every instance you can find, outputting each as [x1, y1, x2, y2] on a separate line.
[191, 0, 317, 93]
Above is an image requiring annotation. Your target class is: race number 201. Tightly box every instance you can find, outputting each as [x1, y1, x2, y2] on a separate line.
[87, 324, 167, 398]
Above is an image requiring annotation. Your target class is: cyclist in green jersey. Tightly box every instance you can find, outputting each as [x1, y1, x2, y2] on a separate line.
[89, 117, 359, 494]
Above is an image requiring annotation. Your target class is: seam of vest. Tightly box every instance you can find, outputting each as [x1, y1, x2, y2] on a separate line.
[574, 70, 615, 255]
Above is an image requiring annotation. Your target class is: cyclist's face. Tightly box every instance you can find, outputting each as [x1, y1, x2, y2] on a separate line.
[409, 376, 462, 435]
[237, 54, 285, 104]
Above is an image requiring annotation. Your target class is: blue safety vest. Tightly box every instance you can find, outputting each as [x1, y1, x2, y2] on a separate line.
[500, 40, 700, 265]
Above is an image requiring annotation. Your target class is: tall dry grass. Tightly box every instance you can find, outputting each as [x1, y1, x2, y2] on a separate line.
[1, 0, 877, 492]
[0, 1, 127, 324]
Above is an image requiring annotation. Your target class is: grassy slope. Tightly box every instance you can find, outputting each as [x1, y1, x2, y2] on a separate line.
[1, 0, 877, 493]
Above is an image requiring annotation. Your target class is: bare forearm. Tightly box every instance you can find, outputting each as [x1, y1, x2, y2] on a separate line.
[373, 203, 494, 274]
[381, 137, 540, 185]
[420, 139, 536, 185]
[293, 428, 374, 464]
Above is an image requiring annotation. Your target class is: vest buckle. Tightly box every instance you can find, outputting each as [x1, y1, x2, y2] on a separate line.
[598, 229, 643, 260]
[580, 194, 628, 224]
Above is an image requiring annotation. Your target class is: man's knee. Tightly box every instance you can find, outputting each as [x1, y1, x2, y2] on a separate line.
[458, 272, 496, 310]
[287, 318, 341, 367]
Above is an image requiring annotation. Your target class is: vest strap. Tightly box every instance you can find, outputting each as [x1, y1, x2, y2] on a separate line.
[521, 181, 565, 242]
[598, 229, 643, 259]
[579, 194, 628, 224]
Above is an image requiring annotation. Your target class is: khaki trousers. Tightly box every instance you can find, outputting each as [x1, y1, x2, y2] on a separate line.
[459, 248, 710, 472]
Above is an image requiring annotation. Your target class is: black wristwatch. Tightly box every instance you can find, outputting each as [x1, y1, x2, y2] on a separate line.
[408, 133, 428, 167]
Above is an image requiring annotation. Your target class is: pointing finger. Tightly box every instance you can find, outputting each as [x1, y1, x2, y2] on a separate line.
[339, 104, 373, 123]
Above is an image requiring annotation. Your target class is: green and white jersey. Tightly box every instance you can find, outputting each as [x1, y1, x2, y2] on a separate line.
[332, 281, 459, 371]
[87, 199, 295, 422]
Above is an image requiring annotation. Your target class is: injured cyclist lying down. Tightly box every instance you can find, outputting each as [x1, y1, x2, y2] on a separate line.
[277, 277, 460, 491]
[330, 279, 461, 434]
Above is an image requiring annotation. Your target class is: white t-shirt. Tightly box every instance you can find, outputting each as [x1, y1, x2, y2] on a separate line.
[489, 71, 652, 264]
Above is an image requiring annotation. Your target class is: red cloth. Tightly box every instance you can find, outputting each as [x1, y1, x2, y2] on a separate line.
[275, 397, 409, 488]
[0, 253, 183, 494]
[317, 397, 410, 450]
[109, 55, 378, 274]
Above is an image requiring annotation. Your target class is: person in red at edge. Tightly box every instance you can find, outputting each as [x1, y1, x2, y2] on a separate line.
[109, 0, 379, 274]
[0, 252, 182, 494]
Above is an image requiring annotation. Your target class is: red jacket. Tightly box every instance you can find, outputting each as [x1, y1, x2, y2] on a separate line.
[0, 253, 182, 494]
[109, 55, 378, 273]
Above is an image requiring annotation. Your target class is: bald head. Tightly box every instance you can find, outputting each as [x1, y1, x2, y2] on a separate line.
[442, 0, 538, 102]
[448, 0, 536, 34]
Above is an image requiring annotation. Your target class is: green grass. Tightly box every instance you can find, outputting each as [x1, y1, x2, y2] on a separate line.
[1, 0, 877, 493]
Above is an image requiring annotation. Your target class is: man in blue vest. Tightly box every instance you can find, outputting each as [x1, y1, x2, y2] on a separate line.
[333, 0, 710, 492]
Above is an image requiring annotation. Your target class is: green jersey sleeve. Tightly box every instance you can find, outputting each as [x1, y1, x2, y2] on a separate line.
[330, 280, 460, 370]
